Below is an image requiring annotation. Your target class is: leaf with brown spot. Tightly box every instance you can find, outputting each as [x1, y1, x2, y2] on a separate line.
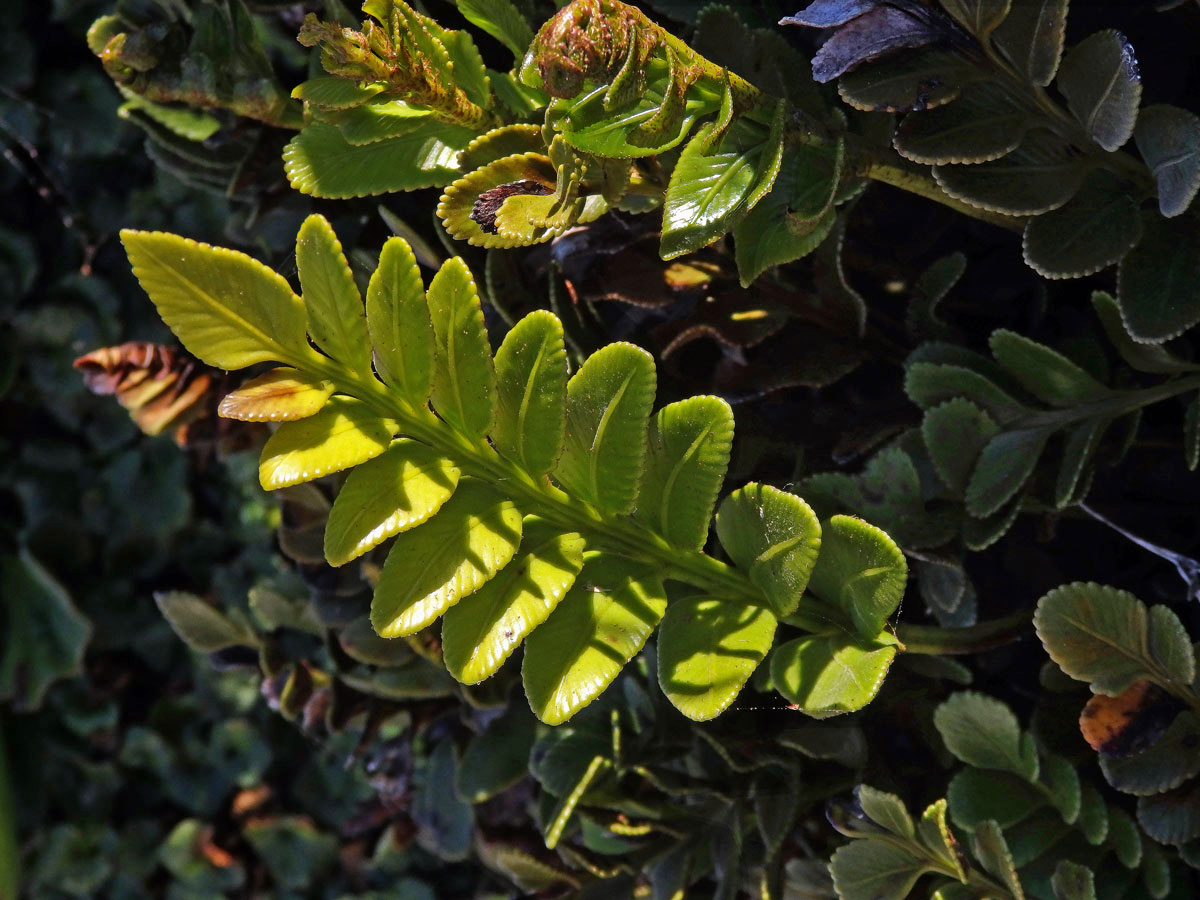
[1079, 680, 1183, 757]
[218, 368, 335, 422]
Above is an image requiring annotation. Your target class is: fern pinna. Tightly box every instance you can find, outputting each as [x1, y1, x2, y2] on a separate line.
[121, 215, 907, 724]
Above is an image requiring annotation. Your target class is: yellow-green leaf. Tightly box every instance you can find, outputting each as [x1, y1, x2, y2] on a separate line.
[120, 230, 314, 370]
[554, 343, 656, 516]
[371, 479, 522, 637]
[771, 631, 899, 717]
[807, 515, 907, 640]
[638, 396, 734, 550]
[522, 555, 667, 725]
[217, 368, 334, 422]
[716, 483, 821, 617]
[297, 214, 372, 372]
[492, 311, 567, 475]
[426, 257, 497, 440]
[442, 521, 585, 684]
[366, 237, 434, 405]
[259, 396, 397, 490]
[324, 439, 461, 566]
[657, 596, 777, 721]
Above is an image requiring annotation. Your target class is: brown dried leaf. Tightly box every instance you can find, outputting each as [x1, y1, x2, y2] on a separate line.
[1080, 680, 1182, 757]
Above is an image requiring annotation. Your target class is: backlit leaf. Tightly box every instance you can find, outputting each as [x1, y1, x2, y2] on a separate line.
[1135, 104, 1200, 218]
[771, 631, 898, 717]
[437, 152, 556, 248]
[933, 133, 1083, 215]
[919, 799, 966, 877]
[259, 396, 397, 490]
[657, 596, 777, 721]
[218, 368, 334, 422]
[324, 439, 461, 566]
[283, 121, 472, 198]
[297, 214, 371, 372]
[989, 330, 1110, 406]
[372, 479, 523, 637]
[291, 76, 384, 109]
[455, 0, 532, 60]
[829, 838, 929, 900]
[934, 692, 1039, 780]
[554, 342, 656, 516]
[1117, 214, 1200, 343]
[121, 230, 313, 370]
[638, 396, 734, 550]
[522, 555, 667, 725]
[716, 483, 822, 618]
[442, 521, 585, 684]
[1057, 30, 1142, 152]
[965, 427, 1051, 517]
[366, 237, 435, 405]
[922, 398, 1000, 494]
[1034, 582, 1196, 695]
[993, 0, 1068, 85]
[426, 257, 496, 440]
[492, 311, 567, 475]
[1022, 174, 1142, 279]
[735, 206, 836, 289]
[661, 109, 785, 260]
[333, 100, 433, 146]
[807, 515, 906, 639]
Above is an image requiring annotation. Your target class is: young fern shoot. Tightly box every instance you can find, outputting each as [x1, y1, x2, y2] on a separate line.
[120, 215, 908, 724]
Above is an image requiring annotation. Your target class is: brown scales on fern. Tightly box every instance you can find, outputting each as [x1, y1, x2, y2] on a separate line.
[74, 342, 265, 454]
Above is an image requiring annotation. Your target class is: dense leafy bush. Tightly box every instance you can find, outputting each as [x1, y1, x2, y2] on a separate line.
[5, 0, 1200, 897]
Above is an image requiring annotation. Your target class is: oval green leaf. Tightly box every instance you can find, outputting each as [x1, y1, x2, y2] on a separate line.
[442, 522, 585, 684]
[120, 230, 314, 370]
[716, 483, 821, 618]
[807, 515, 907, 640]
[366, 237, 435, 405]
[371, 478, 522, 637]
[297, 214, 372, 372]
[324, 439, 461, 566]
[638, 396, 734, 551]
[522, 556, 667, 725]
[1034, 582, 1196, 695]
[426, 256, 497, 440]
[492, 311, 567, 475]
[657, 596, 776, 721]
[554, 342, 656, 516]
[770, 631, 898, 718]
[259, 396, 397, 490]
